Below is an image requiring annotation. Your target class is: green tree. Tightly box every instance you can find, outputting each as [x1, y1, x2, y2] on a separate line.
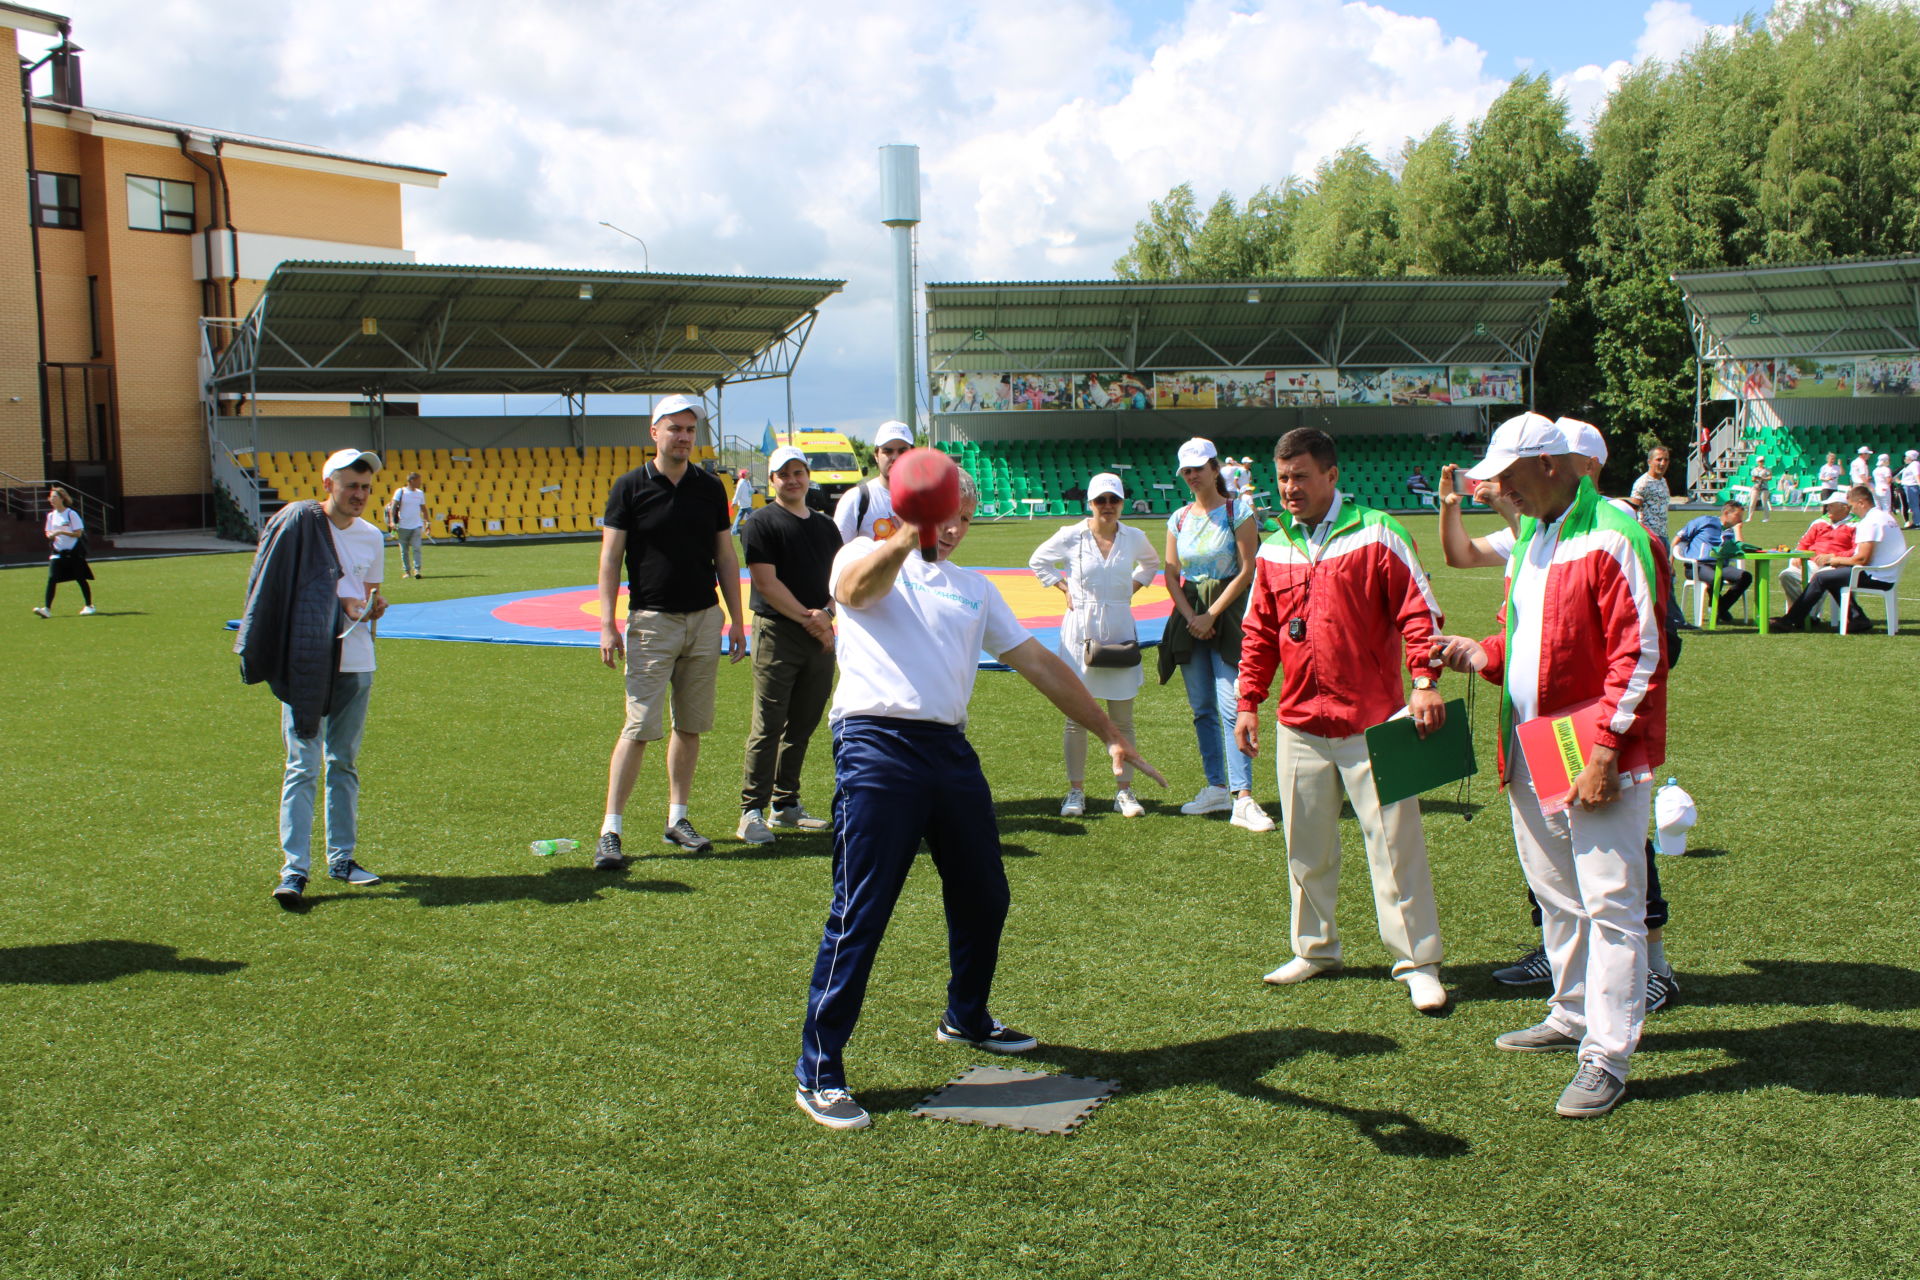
[1286, 145, 1396, 277]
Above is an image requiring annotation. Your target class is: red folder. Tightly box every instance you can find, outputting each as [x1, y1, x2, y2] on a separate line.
[1515, 697, 1648, 815]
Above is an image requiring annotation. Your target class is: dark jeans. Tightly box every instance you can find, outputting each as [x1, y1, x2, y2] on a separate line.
[739, 613, 835, 814]
[1684, 560, 1751, 614]
[1529, 838, 1669, 931]
[796, 717, 1009, 1091]
[1782, 567, 1890, 628]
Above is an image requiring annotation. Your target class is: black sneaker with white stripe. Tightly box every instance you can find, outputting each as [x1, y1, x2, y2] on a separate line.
[795, 1086, 870, 1130]
[1492, 945, 1553, 985]
[935, 1016, 1038, 1054]
[1646, 968, 1680, 1013]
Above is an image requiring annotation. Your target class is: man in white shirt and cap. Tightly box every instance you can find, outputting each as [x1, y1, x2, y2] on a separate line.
[1434, 412, 1671, 1118]
[793, 468, 1162, 1130]
[835, 421, 914, 542]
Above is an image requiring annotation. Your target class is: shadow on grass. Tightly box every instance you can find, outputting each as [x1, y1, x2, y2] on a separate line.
[374, 868, 693, 908]
[0, 940, 245, 984]
[1680, 960, 1920, 1011]
[1638, 1021, 1920, 1101]
[991, 797, 1082, 838]
[872, 1028, 1470, 1159]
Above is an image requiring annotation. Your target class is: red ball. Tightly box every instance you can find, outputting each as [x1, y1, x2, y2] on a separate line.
[888, 447, 961, 527]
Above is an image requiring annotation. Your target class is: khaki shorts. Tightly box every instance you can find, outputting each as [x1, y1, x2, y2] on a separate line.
[620, 606, 723, 741]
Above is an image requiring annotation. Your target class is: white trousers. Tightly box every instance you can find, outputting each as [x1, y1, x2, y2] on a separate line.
[1274, 724, 1443, 978]
[1508, 751, 1651, 1081]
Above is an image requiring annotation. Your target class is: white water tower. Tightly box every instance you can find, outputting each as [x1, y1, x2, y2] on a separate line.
[879, 144, 921, 433]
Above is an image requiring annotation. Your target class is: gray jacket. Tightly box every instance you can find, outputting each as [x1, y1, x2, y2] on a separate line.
[235, 501, 344, 737]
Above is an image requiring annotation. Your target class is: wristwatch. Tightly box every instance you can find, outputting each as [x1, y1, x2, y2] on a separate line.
[1412, 675, 1438, 691]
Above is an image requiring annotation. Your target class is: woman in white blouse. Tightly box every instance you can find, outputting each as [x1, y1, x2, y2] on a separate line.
[35, 486, 95, 618]
[1028, 473, 1161, 818]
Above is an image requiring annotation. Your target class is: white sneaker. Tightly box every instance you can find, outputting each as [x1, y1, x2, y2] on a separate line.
[1230, 795, 1274, 832]
[1263, 957, 1337, 985]
[1403, 971, 1449, 1013]
[1059, 788, 1086, 818]
[736, 810, 775, 845]
[31, 606, 50, 618]
[1180, 784, 1233, 815]
[1113, 788, 1144, 818]
[78, 605, 97, 616]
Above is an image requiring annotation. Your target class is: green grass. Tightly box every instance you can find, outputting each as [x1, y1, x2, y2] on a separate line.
[2, 513, 1916, 1279]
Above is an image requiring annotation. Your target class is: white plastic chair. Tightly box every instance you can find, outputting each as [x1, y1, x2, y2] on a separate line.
[1839, 546, 1910, 635]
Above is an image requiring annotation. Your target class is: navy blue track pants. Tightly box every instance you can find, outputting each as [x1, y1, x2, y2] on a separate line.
[796, 716, 1010, 1091]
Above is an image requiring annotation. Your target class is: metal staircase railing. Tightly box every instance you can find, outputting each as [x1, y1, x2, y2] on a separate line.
[1, 467, 117, 539]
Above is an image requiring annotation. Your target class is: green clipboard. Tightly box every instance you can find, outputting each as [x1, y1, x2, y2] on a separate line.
[1365, 699, 1477, 806]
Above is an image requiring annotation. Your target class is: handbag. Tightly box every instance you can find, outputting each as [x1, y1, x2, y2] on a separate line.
[1073, 531, 1141, 668]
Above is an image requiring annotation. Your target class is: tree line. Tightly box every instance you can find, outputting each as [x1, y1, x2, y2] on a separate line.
[1113, 0, 1920, 462]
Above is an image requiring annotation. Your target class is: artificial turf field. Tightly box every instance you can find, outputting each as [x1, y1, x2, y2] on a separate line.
[3, 511, 1916, 1280]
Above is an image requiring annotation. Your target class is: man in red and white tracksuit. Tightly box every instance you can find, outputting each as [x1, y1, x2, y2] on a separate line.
[1233, 428, 1450, 1015]
[1437, 413, 1670, 1119]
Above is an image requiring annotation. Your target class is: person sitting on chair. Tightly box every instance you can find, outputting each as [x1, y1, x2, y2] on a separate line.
[1772, 485, 1901, 633]
[1674, 500, 1753, 625]
[1781, 491, 1855, 605]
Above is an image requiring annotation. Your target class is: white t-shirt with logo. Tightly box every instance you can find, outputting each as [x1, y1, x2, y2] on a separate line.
[329, 516, 386, 673]
[834, 477, 898, 543]
[828, 537, 1030, 727]
[1852, 507, 1906, 572]
[392, 487, 427, 530]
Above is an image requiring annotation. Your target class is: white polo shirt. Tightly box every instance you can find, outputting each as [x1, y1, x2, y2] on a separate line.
[1852, 507, 1905, 571]
[828, 538, 1030, 727]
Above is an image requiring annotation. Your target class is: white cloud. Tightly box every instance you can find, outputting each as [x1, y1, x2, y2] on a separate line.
[43, 1, 1651, 432]
[1555, 2, 1741, 131]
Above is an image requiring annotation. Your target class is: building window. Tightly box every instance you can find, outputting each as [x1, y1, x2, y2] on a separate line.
[30, 171, 81, 228]
[126, 175, 194, 233]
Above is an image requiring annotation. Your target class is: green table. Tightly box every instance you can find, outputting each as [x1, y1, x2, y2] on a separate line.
[1706, 551, 1810, 635]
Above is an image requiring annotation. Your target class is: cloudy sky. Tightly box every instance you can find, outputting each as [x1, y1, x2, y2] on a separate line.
[38, 0, 1754, 440]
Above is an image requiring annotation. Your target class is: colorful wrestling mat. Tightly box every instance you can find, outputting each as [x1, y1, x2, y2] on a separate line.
[333, 570, 1172, 668]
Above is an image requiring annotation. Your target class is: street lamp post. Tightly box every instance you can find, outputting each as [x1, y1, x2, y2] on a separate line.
[598, 220, 650, 271]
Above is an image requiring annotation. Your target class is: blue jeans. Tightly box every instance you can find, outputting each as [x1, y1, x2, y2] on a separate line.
[1903, 485, 1919, 523]
[278, 671, 373, 878]
[1180, 639, 1252, 793]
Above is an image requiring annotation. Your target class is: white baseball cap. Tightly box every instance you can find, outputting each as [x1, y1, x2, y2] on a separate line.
[768, 445, 807, 474]
[650, 393, 707, 424]
[322, 448, 381, 477]
[1240, 456, 1253, 465]
[1821, 490, 1851, 507]
[1176, 438, 1217, 469]
[1858, 446, 1872, 455]
[1465, 412, 1564, 481]
[1556, 417, 1608, 465]
[1087, 472, 1125, 502]
[1906, 450, 1918, 460]
[874, 420, 914, 448]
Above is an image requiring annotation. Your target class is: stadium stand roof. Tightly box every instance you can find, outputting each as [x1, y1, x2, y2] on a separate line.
[204, 261, 845, 397]
[924, 276, 1565, 373]
[1672, 255, 1920, 360]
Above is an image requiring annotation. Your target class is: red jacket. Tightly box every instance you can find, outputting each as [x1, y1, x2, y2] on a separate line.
[1478, 483, 1669, 776]
[1795, 517, 1856, 557]
[1237, 496, 1442, 738]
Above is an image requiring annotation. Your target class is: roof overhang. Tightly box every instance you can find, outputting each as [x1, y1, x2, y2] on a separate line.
[0, 3, 68, 37]
[31, 103, 445, 188]
[925, 276, 1565, 373]
[1672, 255, 1920, 361]
[205, 261, 845, 397]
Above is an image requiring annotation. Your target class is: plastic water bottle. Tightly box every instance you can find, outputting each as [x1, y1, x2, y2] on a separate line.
[528, 838, 579, 858]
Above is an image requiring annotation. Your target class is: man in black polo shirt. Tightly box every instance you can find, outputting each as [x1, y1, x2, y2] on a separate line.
[736, 444, 843, 844]
[595, 394, 747, 860]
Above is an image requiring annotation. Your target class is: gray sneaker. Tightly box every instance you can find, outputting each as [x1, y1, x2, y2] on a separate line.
[795, 1086, 870, 1130]
[661, 817, 713, 853]
[769, 804, 832, 832]
[736, 810, 775, 845]
[1557, 1059, 1627, 1117]
[1495, 1021, 1581, 1052]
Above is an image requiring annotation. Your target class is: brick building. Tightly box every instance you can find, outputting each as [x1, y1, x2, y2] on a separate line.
[4, 2, 441, 535]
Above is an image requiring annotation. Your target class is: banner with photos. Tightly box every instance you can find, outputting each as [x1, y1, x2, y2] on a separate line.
[1708, 354, 1920, 400]
[933, 363, 1519, 411]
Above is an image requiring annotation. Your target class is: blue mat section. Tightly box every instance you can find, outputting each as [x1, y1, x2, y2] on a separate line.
[226, 572, 1169, 670]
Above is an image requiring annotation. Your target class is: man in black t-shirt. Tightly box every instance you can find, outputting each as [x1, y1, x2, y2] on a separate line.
[594, 394, 747, 861]
[736, 445, 844, 844]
